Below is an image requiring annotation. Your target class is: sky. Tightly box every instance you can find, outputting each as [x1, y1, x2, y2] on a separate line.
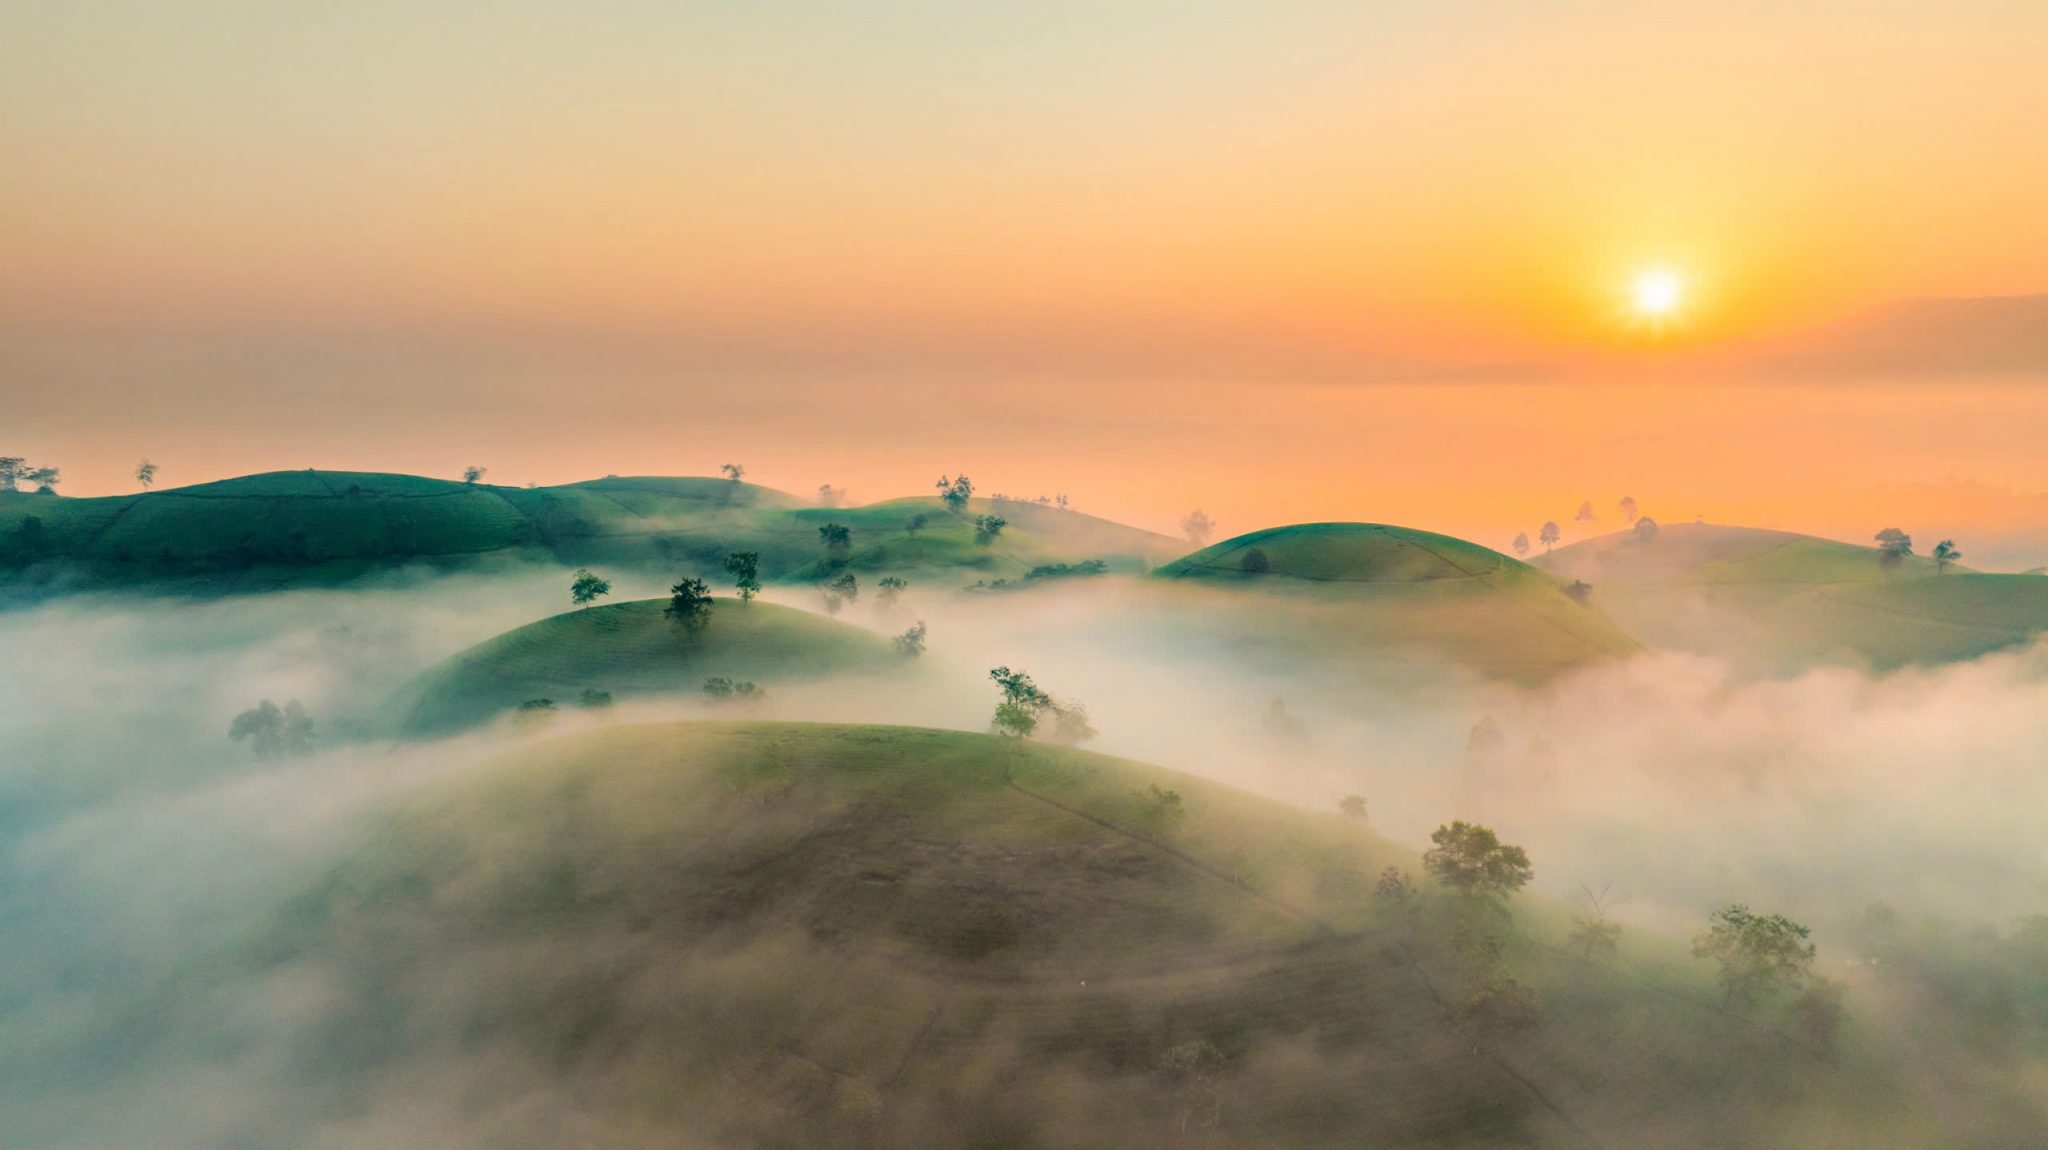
[6, 2, 2048, 549]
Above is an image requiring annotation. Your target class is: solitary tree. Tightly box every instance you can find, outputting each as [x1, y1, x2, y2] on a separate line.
[972, 515, 1007, 546]
[1692, 904, 1815, 1006]
[1137, 784, 1187, 835]
[905, 513, 929, 536]
[570, 568, 611, 607]
[894, 620, 927, 656]
[0, 458, 23, 492]
[1239, 547, 1271, 573]
[665, 578, 714, 633]
[876, 575, 907, 607]
[1874, 528, 1913, 568]
[462, 465, 487, 484]
[1933, 539, 1961, 574]
[724, 551, 762, 602]
[817, 483, 845, 508]
[1634, 516, 1660, 542]
[1338, 795, 1368, 821]
[228, 699, 314, 760]
[1538, 521, 1561, 552]
[1569, 886, 1625, 962]
[1181, 510, 1215, 547]
[1618, 495, 1638, 523]
[937, 474, 973, 511]
[820, 571, 858, 614]
[1423, 821, 1533, 903]
[135, 459, 158, 490]
[1575, 500, 1597, 524]
[989, 665, 1054, 738]
[1055, 493, 1070, 511]
[720, 463, 746, 483]
[1512, 531, 1530, 557]
[25, 466, 59, 494]
[818, 522, 853, 559]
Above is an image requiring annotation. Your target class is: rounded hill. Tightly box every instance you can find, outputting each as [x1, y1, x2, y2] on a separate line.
[1149, 523, 1638, 680]
[85, 721, 1882, 1148]
[397, 599, 902, 733]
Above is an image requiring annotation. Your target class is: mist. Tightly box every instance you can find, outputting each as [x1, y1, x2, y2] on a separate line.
[4, 574, 2048, 1146]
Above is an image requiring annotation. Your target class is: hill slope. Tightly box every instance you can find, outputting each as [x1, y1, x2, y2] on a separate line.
[1149, 523, 1638, 681]
[0, 472, 1176, 602]
[396, 598, 902, 733]
[1540, 524, 2045, 670]
[16, 721, 1918, 1149]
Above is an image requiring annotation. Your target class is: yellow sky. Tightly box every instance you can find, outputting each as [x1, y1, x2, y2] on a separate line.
[6, 3, 2048, 546]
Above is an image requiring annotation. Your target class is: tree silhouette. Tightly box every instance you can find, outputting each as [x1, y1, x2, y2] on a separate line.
[570, 568, 611, 607]
[724, 551, 762, 602]
[665, 578, 713, 633]
[462, 465, 486, 484]
[1617, 495, 1638, 523]
[1181, 510, 1215, 546]
[720, 463, 745, 482]
[1512, 531, 1530, 557]
[1874, 528, 1913, 568]
[1634, 516, 1660, 542]
[936, 474, 973, 511]
[135, 459, 158, 490]
[1933, 539, 1961, 574]
[1538, 521, 1561, 552]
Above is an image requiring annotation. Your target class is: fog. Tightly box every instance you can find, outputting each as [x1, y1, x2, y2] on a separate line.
[4, 573, 2047, 1145]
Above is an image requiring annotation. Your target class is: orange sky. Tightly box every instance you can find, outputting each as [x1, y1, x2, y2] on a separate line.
[6, 3, 2048, 552]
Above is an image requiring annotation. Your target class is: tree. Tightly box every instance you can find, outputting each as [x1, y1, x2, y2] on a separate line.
[1156, 1040, 1226, 1133]
[576, 688, 614, 709]
[135, 459, 158, 490]
[905, 513, 929, 535]
[1569, 886, 1624, 962]
[1634, 516, 1659, 542]
[1933, 539, 1961, 574]
[1239, 547, 1271, 573]
[1563, 579, 1592, 605]
[1618, 495, 1638, 523]
[665, 578, 713, 633]
[570, 568, 611, 607]
[1422, 820, 1533, 902]
[1136, 784, 1187, 834]
[25, 466, 59, 494]
[989, 665, 1053, 738]
[972, 515, 1007, 545]
[1055, 494, 1070, 511]
[1575, 500, 1596, 524]
[1338, 794, 1368, 821]
[936, 474, 973, 511]
[724, 551, 762, 602]
[1874, 527, 1913, 568]
[894, 620, 927, 656]
[720, 462, 746, 482]
[1511, 531, 1530, 557]
[1692, 904, 1815, 1006]
[703, 677, 765, 703]
[462, 465, 487, 484]
[228, 699, 314, 760]
[1047, 700, 1096, 745]
[15, 515, 47, 557]
[1538, 521, 1561, 552]
[1181, 510, 1215, 547]
[0, 458, 23, 492]
[820, 571, 859, 614]
[817, 483, 845, 508]
[876, 575, 907, 607]
[818, 522, 852, 559]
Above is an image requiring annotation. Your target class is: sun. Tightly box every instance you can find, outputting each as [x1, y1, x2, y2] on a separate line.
[1632, 269, 1684, 317]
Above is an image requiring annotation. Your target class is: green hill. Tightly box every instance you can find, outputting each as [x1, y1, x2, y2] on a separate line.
[27, 721, 1942, 1149]
[1148, 523, 1638, 681]
[0, 472, 1175, 602]
[396, 598, 903, 733]
[1539, 524, 2045, 670]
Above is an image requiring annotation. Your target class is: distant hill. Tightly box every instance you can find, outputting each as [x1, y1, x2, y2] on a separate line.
[394, 598, 905, 733]
[0, 471, 1177, 602]
[1148, 522, 1638, 682]
[1730, 293, 2048, 379]
[1540, 523, 2048, 670]
[32, 720, 1912, 1149]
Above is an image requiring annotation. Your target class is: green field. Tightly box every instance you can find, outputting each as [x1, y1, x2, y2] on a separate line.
[1540, 524, 2048, 670]
[28, 720, 1943, 1149]
[1147, 523, 1639, 681]
[395, 598, 905, 733]
[0, 473, 1178, 602]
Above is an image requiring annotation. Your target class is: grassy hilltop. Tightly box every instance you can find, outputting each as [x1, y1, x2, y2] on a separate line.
[0, 472, 1179, 602]
[19, 720, 1954, 1150]
[395, 598, 905, 733]
[1148, 523, 1639, 682]
[1540, 523, 2048, 669]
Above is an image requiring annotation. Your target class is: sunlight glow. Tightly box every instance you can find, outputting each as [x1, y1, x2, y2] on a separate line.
[1633, 269, 1684, 317]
